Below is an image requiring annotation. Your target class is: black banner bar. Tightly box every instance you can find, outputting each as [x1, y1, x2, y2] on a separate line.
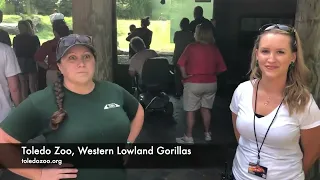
[0, 143, 231, 169]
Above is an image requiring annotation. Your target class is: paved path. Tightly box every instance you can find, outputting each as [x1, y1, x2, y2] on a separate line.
[1, 95, 237, 180]
[127, 95, 237, 180]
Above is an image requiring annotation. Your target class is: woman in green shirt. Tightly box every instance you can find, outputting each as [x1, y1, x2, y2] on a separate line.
[0, 34, 145, 180]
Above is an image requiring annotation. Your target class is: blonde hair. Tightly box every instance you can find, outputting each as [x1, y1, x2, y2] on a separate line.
[194, 23, 215, 44]
[249, 28, 311, 115]
[18, 20, 33, 35]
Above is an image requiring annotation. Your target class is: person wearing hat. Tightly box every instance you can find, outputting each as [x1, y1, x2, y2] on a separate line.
[0, 34, 145, 180]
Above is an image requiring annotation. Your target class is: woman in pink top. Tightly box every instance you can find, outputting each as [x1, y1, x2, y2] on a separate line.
[176, 23, 227, 144]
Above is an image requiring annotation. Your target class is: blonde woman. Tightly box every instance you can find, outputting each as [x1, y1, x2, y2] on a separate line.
[13, 20, 40, 100]
[229, 24, 320, 180]
[176, 23, 227, 144]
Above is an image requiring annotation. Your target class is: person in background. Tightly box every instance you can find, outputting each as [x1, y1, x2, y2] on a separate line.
[128, 36, 158, 79]
[172, 18, 194, 97]
[0, 10, 11, 46]
[0, 42, 21, 122]
[189, 6, 212, 34]
[126, 17, 153, 49]
[0, 34, 144, 180]
[13, 20, 40, 100]
[176, 23, 227, 144]
[34, 21, 70, 86]
[230, 24, 320, 180]
[128, 24, 136, 59]
[49, 9, 64, 24]
[26, 19, 35, 34]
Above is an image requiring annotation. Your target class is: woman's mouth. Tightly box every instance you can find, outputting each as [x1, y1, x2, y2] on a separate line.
[265, 66, 278, 70]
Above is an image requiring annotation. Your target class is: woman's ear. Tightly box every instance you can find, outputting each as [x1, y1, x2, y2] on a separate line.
[57, 63, 63, 75]
[292, 52, 297, 63]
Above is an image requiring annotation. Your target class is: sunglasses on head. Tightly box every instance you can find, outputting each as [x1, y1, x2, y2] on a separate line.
[259, 24, 295, 34]
[259, 24, 297, 49]
[58, 34, 92, 47]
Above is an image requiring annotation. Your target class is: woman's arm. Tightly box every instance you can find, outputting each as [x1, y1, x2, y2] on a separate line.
[145, 31, 153, 48]
[177, 45, 191, 79]
[0, 129, 42, 180]
[34, 44, 49, 69]
[126, 30, 137, 41]
[0, 97, 77, 180]
[231, 113, 240, 142]
[300, 126, 320, 174]
[127, 104, 144, 143]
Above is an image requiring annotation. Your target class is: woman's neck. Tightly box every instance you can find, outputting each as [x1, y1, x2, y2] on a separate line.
[64, 80, 95, 95]
[258, 76, 287, 96]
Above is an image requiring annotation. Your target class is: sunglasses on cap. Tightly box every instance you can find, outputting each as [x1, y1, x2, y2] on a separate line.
[58, 34, 93, 47]
[56, 34, 95, 61]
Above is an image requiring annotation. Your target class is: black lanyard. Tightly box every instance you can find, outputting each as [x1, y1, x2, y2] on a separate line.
[254, 80, 284, 165]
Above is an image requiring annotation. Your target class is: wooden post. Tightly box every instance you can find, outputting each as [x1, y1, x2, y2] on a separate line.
[294, 0, 320, 179]
[71, 0, 117, 81]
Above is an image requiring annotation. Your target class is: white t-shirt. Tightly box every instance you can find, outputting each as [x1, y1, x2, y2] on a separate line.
[0, 43, 21, 122]
[128, 49, 158, 76]
[230, 80, 320, 180]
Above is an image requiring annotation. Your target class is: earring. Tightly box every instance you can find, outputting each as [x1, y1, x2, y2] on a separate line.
[289, 62, 295, 69]
[256, 60, 259, 67]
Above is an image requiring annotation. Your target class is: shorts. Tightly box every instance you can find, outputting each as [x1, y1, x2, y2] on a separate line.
[183, 82, 217, 111]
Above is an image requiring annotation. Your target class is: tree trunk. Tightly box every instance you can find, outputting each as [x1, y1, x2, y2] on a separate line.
[294, 0, 320, 179]
[72, 0, 117, 81]
[25, 0, 32, 15]
[294, 0, 320, 105]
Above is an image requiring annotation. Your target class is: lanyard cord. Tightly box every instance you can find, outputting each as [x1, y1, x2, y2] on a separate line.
[253, 80, 284, 165]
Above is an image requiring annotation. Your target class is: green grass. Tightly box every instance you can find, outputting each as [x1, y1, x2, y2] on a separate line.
[4, 15, 175, 52]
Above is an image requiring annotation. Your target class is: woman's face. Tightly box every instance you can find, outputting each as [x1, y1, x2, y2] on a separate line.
[58, 45, 95, 85]
[256, 33, 296, 79]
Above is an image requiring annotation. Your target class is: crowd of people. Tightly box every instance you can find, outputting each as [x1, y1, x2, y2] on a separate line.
[125, 5, 320, 180]
[0, 5, 319, 180]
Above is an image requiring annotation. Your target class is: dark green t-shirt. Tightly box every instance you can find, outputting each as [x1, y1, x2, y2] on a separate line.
[0, 81, 140, 180]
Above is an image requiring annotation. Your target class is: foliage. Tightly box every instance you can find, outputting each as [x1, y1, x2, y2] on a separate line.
[5, 0, 24, 14]
[31, 0, 57, 15]
[0, 0, 5, 10]
[3, 0, 72, 16]
[117, 0, 152, 19]
[56, 0, 72, 16]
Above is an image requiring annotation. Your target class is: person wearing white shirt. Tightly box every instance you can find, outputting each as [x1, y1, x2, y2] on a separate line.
[229, 24, 320, 180]
[0, 42, 21, 122]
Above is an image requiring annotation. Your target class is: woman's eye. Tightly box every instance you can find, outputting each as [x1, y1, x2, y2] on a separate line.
[261, 50, 269, 54]
[277, 51, 285, 54]
[68, 55, 77, 60]
[84, 54, 91, 59]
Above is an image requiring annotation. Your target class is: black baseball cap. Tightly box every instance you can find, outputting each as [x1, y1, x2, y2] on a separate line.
[56, 34, 95, 61]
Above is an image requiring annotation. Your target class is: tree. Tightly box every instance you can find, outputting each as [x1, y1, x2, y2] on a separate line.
[57, 0, 72, 16]
[72, 0, 116, 81]
[0, 0, 5, 10]
[294, 0, 320, 105]
[294, 1, 320, 180]
[31, 0, 58, 15]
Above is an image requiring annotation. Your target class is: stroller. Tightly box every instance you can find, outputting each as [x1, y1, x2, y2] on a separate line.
[132, 57, 174, 120]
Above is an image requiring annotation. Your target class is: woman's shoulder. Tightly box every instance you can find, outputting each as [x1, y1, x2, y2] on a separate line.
[32, 35, 40, 40]
[187, 42, 198, 47]
[236, 80, 255, 92]
[96, 81, 124, 91]
[28, 86, 55, 103]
